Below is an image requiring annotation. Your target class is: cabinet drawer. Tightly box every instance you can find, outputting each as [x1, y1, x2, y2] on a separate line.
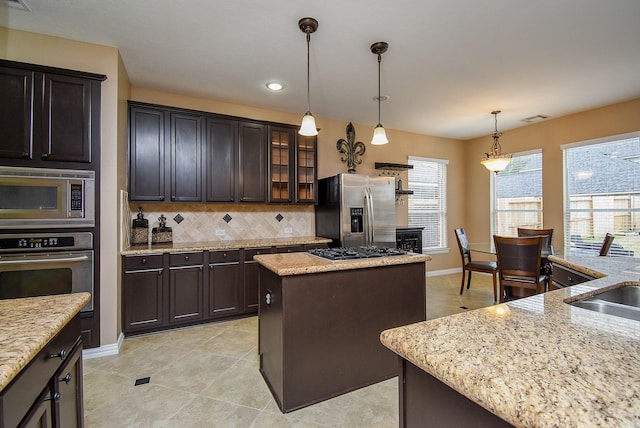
[0, 315, 81, 428]
[244, 247, 272, 261]
[169, 252, 203, 266]
[124, 254, 163, 270]
[552, 264, 593, 287]
[276, 245, 304, 253]
[209, 249, 240, 264]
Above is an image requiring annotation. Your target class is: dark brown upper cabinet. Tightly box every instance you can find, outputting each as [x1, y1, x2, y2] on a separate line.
[0, 60, 105, 167]
[128, 101, 315, 204]
[129, 105, 203, 202]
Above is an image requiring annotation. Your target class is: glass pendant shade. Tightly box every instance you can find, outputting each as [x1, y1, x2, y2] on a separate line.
[371, 124, 389, 145]
[299, 112, 318, 136]
[481, 155, 511, 172]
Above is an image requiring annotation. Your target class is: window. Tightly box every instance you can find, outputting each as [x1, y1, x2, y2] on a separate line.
[492, 150, 543, 236]
[562, 132, 640, 257]
[408, 156, 448, 253]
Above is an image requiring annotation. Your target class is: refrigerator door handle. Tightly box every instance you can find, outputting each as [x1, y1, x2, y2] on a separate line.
[365, 187, 375, 246]
[363, 188, 369, 245]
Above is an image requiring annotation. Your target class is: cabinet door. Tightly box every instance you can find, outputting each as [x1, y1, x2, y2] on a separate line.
[295, 135, 317, 203]
[208, 250, 242, 318]
[243, 247, 272, 312]
[123, 265, 164, 332]
[129, 106, 167, 201]
[169, 113, 202, 202]
[18, 387, 54, 428]
[268, 126, 293, 203]
[238, 122, 266, 202]
[52, 341, 83, 428]
[42, 74, 92, 163]
[206, 118, 237, 202]
[0, 66, 34, 160]
[169, 265, 204, 324]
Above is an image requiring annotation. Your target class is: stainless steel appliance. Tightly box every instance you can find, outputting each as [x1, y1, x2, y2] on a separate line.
[0, 166, 95, 229]
[0, 232, 93, 312]
[315, 173, 396, 247]
[308, 246, 406, 261]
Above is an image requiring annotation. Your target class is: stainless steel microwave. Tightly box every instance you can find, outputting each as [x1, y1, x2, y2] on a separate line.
[0, 166, 95, 229]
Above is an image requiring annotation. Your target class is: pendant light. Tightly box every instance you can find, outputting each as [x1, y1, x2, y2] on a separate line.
[370, 41, 389, 145]
[481, 110, 512, 173]
[298, 17, 319, 136]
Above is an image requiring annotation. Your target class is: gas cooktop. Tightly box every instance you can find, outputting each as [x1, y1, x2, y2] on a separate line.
[307, 246, 407, 261]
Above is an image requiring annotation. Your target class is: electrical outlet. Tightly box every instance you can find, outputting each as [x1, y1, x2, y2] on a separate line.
[215, 229, 225, 236]
[284, 227, 293, 234]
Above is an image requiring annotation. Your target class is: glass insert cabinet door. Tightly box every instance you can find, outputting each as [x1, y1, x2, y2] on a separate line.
[268, 127, 317, 203]
[296, 134, 316, 203]
[269, 127, 291, 202]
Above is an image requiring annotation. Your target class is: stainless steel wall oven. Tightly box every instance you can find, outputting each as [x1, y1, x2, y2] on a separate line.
[0, 232, 93, 312]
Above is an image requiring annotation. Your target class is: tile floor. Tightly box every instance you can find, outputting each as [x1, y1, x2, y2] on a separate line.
[83, 272, 496, 427]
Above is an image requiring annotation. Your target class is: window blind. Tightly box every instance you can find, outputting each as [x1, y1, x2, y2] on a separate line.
[408, 156, 448, 252]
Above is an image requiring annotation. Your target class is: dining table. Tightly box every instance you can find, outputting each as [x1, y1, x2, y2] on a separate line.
[469, 242, 554, 257]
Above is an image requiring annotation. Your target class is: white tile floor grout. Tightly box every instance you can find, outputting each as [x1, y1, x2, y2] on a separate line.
[83, 273, 496, 427]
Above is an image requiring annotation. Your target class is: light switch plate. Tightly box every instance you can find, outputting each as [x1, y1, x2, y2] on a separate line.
[284, 227, 293, 234]
[215, 229, 225, 236]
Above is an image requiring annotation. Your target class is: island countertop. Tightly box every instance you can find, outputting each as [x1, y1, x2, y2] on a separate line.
[0, 293, 91, 392]
[121, 236, 332, 255]
[380, 255, 640, 427]
[254, 251, 431, 276]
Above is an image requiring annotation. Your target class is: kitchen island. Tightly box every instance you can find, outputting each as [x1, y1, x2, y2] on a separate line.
[0, 292, 90, 428]
[381, 255, 640, 427]
[255, 250, 431, 413]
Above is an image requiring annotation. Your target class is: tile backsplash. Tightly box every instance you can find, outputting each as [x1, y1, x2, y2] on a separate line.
[126, 202, 315, 245]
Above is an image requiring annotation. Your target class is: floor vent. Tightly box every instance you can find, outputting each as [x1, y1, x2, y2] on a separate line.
[134, 377, 150, 386]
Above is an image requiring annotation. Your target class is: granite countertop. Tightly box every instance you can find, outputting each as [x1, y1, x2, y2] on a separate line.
[121, 236, 332, 255]
[0, 292, 90, 392]
[254, 251, 431, 276]
[380, 255, 640, 427]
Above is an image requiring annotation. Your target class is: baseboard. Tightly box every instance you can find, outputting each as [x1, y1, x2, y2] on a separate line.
[427, 267, 460, 277]
[82, 332, 124, 359]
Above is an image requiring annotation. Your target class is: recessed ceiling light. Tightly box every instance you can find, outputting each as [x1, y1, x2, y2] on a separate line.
[266, 82, 285, 91]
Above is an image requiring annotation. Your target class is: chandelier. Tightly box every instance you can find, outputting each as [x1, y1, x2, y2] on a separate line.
[481, 110, 511, 173]
[298, 17, 319, 136]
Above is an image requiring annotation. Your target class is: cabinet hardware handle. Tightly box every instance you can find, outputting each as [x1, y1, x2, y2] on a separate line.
[265, 291, 272, 307]
[159, 196, 165, 201]
[49, 349, 67, 360]
[142, 258, 147, 264]
[171, 196, 176, 201]
[44, 392, 60, 402]
[41, 153, 50, 159]
[22, 151, 30, 158]
[223, 253, 227, 258]
[60, 373, 72, 384]
[184, 255, 189, 261]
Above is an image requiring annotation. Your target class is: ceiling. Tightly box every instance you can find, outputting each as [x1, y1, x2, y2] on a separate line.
[2, 0, 640, 140]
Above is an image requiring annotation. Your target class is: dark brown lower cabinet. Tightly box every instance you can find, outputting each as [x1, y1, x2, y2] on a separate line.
[1, 315, 83, 428]
[259, 262, 426, 413]
[399, 359, 512, 428]
[243, 247, 273, 312]
[168, 252, 204, 324]
[550, 263, 595, 290]
[123, 255, 164, 333]
[208, 250, 242, 318]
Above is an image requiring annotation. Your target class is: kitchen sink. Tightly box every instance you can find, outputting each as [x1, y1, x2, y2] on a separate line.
[568, 285, 640, 322]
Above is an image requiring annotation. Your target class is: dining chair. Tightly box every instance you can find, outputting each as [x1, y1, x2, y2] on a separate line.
[517, 227, 554, 276]
[599, 233, 615, 256]
[454, 228, 498, 302]
[493, 235, 549, 303]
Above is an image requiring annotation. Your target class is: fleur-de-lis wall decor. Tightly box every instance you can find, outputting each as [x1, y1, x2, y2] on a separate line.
[336, 122, 366, 173]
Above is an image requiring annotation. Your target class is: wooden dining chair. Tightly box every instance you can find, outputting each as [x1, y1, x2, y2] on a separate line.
[454, 228, 498, 302]
[516, 228, 554, 255]
[493, 235, 549, 303]
[599, 233, 615, 256]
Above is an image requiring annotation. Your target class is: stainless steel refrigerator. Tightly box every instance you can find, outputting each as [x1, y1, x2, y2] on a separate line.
[315, 173, 396, 247]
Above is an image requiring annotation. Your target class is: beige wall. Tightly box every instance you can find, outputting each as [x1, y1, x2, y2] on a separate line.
[464, 98, 640, 252]
[0, 27, 125, 346]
